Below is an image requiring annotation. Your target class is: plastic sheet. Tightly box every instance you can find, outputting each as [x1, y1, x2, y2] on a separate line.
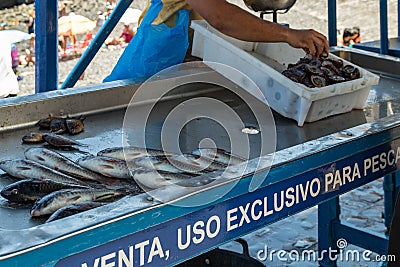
[104, 0, 189, 82]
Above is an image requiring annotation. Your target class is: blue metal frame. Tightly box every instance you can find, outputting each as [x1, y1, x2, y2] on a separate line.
[380, 0, 389, 55]
[318, 197, 340, 267]
[34, 0, 134, 91]
[60, 0, 134, 89]
[329, 0, 400, 56]
[327, 0, 337, 47]
[35, 0, 58, 92]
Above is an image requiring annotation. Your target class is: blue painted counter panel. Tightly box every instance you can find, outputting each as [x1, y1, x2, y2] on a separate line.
[55, 139, 400, 267]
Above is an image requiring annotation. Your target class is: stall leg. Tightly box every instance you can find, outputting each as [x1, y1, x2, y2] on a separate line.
[35, 0, 58, 92]
[379, 0, 389, 55]
[384, 174, 395, 232]
[384, 171, 400, 233]
[318, 197, 340, 267]
[327, 0, 337, 47]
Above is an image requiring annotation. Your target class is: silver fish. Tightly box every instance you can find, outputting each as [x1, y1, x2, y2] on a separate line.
[192, 148, 247, 166]
[132, 169, 212, 189]
[31, 188, 124, 216]
[131, 156, 207, 174]
[45, 201, 105, 223]
[97, 146, 173, 161]
[25, 147, 109, 183]
[169, 154, 227, 172]
[0, 159, 89, 186]
[76, 155, 133, 179]
[0, 179, 88, 203]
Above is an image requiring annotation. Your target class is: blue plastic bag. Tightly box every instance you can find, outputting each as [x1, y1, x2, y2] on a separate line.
[104, 0, 190, 82]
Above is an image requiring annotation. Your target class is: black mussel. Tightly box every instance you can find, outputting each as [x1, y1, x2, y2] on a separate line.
[282, 69, 294, 77]
[342, 65, 360, 80]
[291, 69, 306, 79]
[342, 65, 355, 75]
[326, 58, 344, 69]
[292, 63, 308, 71]
[321, 60, 341, 75]
[350, 67, 361, 80]
[282, 69, 306, 82]
[50, 118, 67, 134]
[305, 64, 324, 76]
[309, 59, 322, 68]
[302, 76, 314, 88]
[282, 70, 301, 83]
[328, 75, 347, 84]
[342, 65, 355, 74]
[320, 67, 335, 77]
[310, 75, 327, 88]
[297, 54, 313, 64]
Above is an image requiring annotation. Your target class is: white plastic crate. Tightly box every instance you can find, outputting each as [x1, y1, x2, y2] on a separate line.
[191, 20, 380, 126]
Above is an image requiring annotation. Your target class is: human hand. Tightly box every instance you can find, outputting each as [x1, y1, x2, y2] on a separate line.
[286, 29, 329, 57]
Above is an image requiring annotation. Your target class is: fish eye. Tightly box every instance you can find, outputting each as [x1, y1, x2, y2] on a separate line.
[11, 189, 19, 195]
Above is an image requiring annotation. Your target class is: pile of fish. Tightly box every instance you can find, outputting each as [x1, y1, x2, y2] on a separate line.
[0, 146, 246, 223]
[22, 114, 86, 146]
[93, 147, 246, 188]
[281, 54, 361, 88]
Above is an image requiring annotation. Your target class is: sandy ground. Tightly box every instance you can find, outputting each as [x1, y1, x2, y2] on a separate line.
[2, 0, 398, 266]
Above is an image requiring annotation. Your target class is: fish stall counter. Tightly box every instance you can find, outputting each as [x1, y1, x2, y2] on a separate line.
[0, 48, 399, 266]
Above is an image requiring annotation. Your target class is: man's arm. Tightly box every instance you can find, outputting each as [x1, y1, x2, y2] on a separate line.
[185, 0, 329, 57]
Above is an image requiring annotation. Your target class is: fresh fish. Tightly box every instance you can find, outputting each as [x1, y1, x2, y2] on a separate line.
[97, 146, 173, 161]
[76, 155, 133, 179]
[31, 188, 125, 216]
[169, 154, 227, 172]
[25, 147, 109, 183]
[66, 116, 85, 135]
[0, 159, 90, 186]
[192, 148, 247, 166]
[50, 118, 67, 134]
[42, 133, 86, 147]
[0, 179, 88, 203]
[45, 201, 105, 223]
[22, 132, 45, 143]
[131, 156, 208, 174]
[132, 169, 212, 189]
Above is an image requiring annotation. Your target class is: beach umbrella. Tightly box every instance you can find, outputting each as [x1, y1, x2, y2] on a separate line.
[119, 8, 142, 25]
[0, 30, 31, 44]
[58, 13, 96, 35]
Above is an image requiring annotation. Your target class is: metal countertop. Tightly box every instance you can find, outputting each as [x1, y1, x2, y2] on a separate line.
[0, 47, 399, 256]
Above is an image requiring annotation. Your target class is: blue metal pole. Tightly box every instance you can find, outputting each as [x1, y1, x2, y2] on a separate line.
[327, 0, 337, 47]
[384, 174, 395, 230]
[380, 0, 389, 55]
[318, 197, 340, 267]
[35, 0, 58, 93]
[60, 0, 134, 89]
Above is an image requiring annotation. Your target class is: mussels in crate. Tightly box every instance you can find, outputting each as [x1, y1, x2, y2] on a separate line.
[282, 54, 361, 88]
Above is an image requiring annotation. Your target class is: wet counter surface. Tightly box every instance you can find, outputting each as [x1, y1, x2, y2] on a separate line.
[0, 50, 399, 259]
